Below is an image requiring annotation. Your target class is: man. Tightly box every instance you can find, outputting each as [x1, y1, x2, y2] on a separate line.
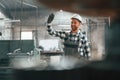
[47, 13, 90, 59]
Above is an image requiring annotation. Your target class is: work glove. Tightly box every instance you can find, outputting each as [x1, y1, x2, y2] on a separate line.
[0, 32, 2, 36]
[47, 13, 55, 24]
[47, 13, 55, 28]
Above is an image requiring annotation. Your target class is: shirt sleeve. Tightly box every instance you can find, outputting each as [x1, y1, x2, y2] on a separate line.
[78, 32, 91, 58]
[47, 24, 66, 39]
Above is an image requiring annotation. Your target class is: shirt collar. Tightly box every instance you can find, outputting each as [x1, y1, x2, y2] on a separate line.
[70, 29, 81, 35]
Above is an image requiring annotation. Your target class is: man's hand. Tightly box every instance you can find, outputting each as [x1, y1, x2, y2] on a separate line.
[47, 13, 55, 24]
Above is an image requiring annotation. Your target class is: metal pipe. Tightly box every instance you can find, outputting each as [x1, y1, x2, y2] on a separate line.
[17, 0, 37, 8]
[0, 2, 6, 8]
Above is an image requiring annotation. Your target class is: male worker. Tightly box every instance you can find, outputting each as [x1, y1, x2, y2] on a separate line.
[47, 13, 90, 59]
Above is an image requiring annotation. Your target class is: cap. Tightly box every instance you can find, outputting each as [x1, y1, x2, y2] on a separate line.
[71, 14, 82, 23]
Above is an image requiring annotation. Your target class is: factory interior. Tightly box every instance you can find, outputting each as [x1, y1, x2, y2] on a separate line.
[0, 0, 120, 80]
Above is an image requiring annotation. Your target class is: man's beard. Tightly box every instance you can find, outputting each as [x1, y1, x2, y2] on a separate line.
[71, 26, 78, 32]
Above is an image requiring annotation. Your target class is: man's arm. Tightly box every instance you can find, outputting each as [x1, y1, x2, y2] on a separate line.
[47, 13, 66, 39]
[47, 24, 66, 39]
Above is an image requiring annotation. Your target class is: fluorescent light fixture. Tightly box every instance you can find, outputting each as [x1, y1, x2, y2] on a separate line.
[5, 19, 20, 22]
[0, 18, 20, 23]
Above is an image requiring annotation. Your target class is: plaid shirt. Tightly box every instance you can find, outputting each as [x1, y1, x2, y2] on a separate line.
[47, 25, 91, 57]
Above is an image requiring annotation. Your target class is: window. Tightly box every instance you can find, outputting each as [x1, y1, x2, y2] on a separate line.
[39, 39, 60, 51]
[21, 31, 32, 40]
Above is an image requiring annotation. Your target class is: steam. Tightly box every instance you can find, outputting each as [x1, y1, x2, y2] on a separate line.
[9, 55, 88, 70]
[9, 55, 48, 70]
[48, 56, 88, 70]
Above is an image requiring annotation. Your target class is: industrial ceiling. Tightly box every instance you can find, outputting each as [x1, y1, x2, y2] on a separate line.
[0, 0, 51, 19]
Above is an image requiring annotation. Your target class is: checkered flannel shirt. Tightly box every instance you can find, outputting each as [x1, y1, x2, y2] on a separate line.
[47, 25, 91, 57]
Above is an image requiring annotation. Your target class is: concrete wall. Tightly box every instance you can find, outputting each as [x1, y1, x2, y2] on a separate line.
[0, 12, 12, 40]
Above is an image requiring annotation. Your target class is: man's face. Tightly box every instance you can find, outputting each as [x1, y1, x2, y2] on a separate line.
[71, 18, 81, 32]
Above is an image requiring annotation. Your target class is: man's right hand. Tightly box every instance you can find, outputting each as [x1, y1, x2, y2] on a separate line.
[47, 13, 55, 24]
